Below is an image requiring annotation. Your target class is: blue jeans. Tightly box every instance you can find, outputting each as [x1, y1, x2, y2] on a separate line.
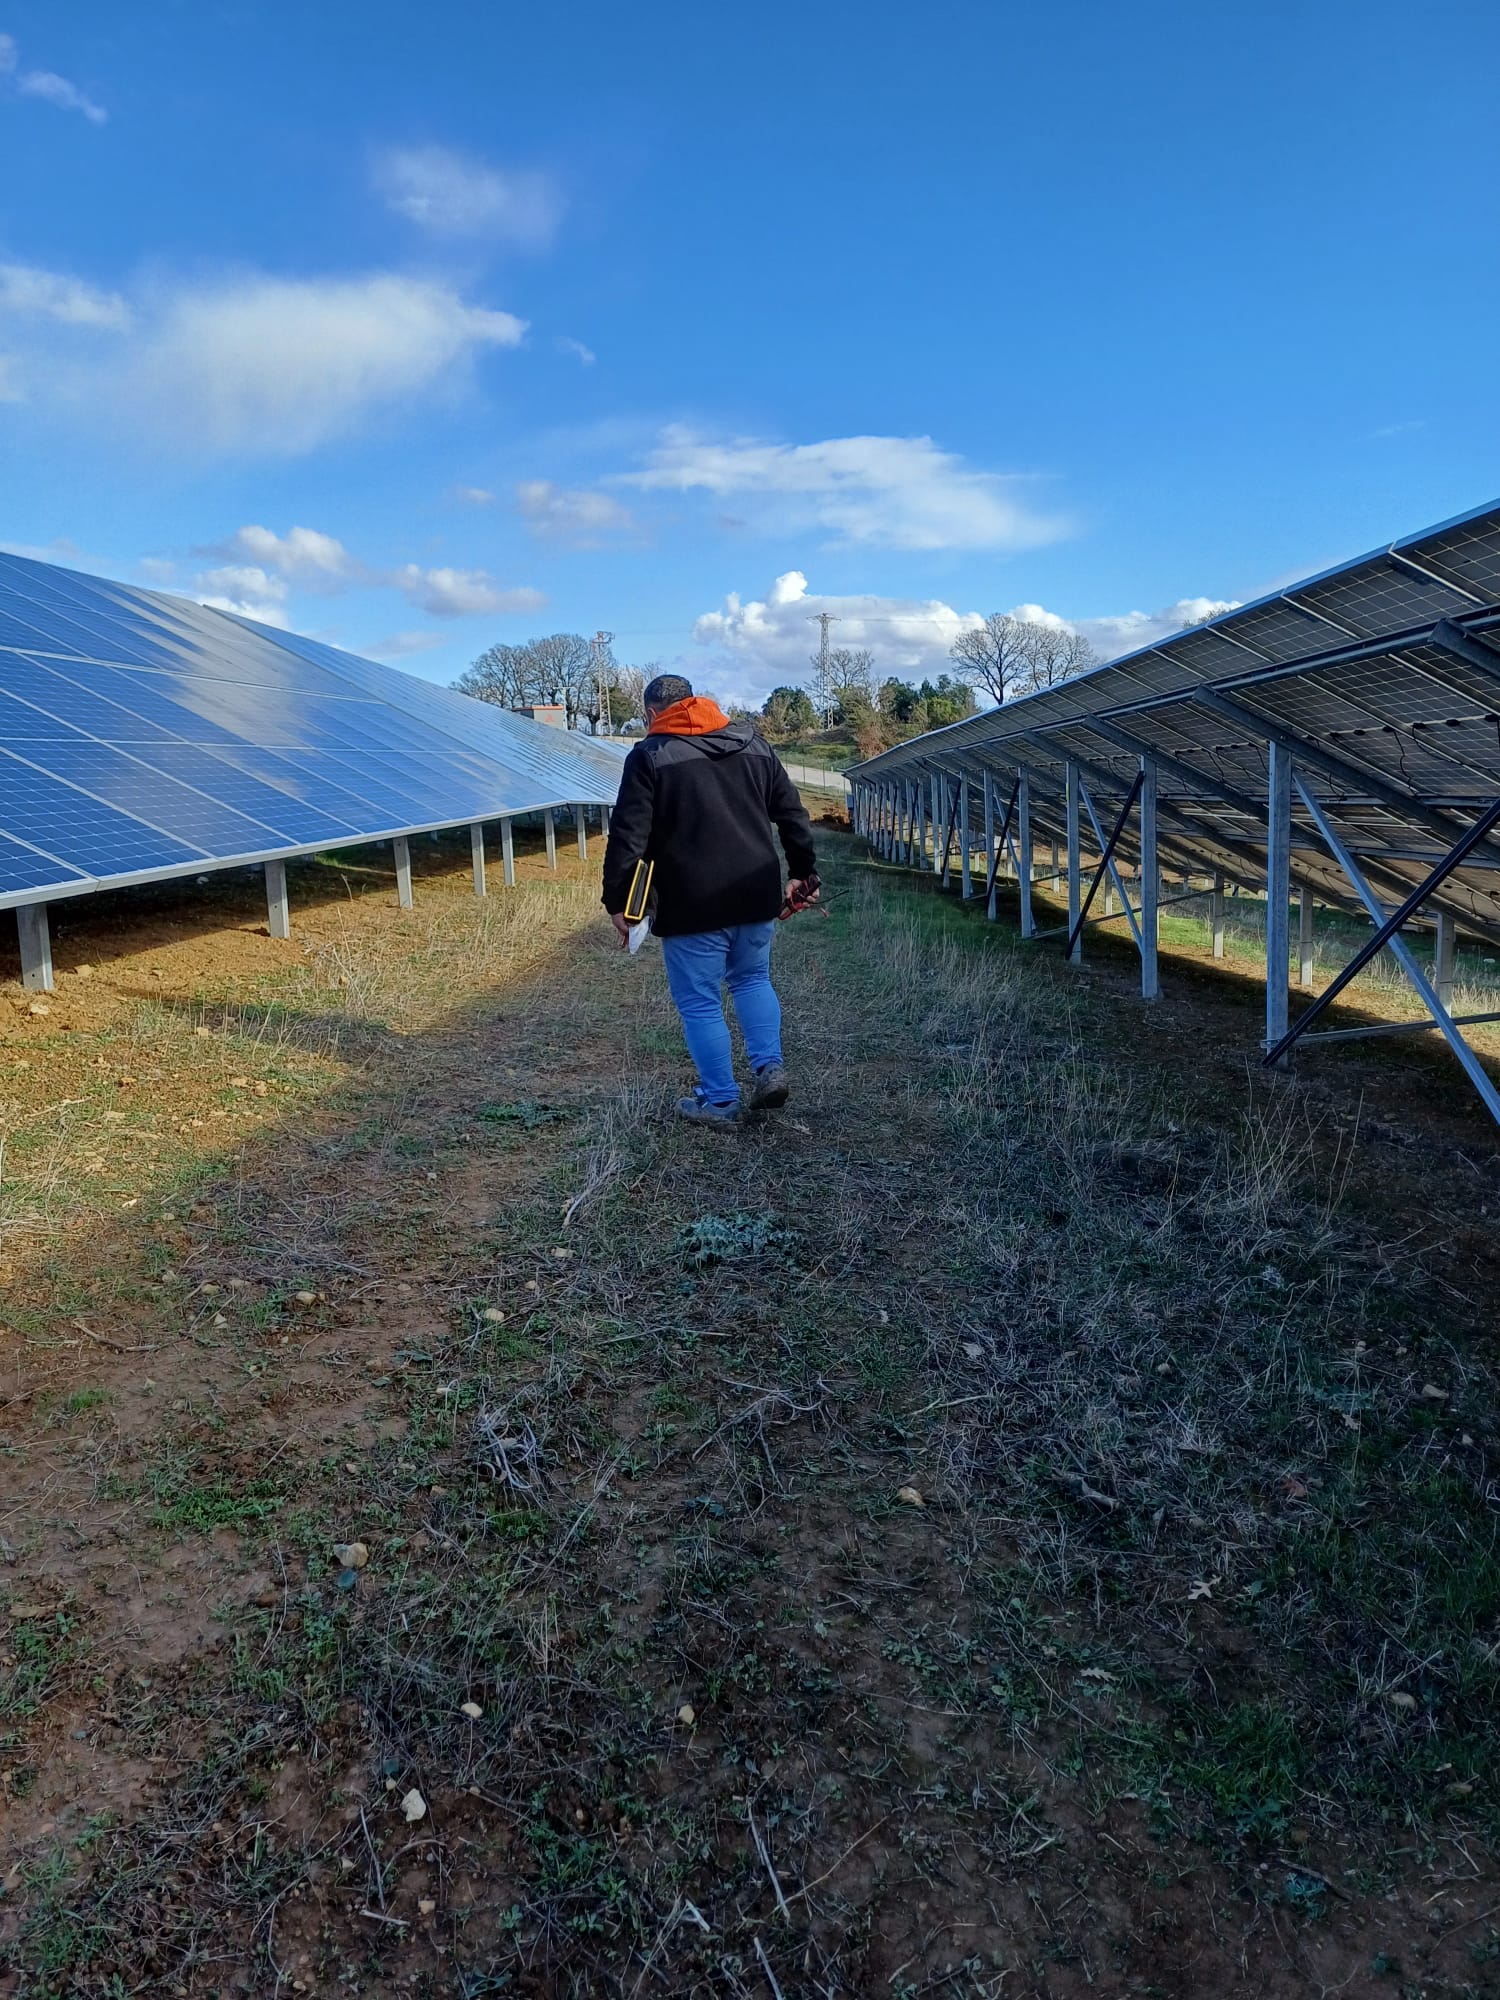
[661, 922, 783, 1106]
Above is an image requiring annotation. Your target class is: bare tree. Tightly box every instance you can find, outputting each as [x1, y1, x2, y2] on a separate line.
[949, 616, 1097, 704]
[456, 633, 596, 727]
[948, 615, 1040, 706]
[825, 646, 874, 696]
[1021, 625, 1099, 692]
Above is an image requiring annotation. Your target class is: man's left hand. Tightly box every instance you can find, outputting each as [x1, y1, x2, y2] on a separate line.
[609, 912, 632, 950]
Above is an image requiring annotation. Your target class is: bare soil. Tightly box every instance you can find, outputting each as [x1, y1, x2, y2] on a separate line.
[2, 817, 1500, 1998]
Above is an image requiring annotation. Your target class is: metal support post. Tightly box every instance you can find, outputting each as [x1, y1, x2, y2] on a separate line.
[17, 902, 52, 991]
[1435, 910, 1457, 1010]
[931, 774, 943, 875]
[602, 805, 611, 835]
[1065, 762, 1082, 964]
[471, 823, 487, 897]
[265, 858, 290, 940]
[393, 836, 413, 909]
[1051, 838, 1061, 893]
[501, 816, 516, 887]
[1140, 758, 1159, 1001]
[544, 808, 558, 870]
[1211, 869, 1225, 959]
[905, 780, 916, 864]
[960, 777, 973, 898]
[1277, 780, 1500, 1128]
[1265, 744, 1292, 1058]
[982, 771, 996, 919]
[576, 806, 589, 861]
[1298, 885, 1314, 988]
[1017, 771, 1034, 938]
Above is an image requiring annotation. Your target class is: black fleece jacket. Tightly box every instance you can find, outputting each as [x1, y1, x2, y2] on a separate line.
[601, 724, 817, 937]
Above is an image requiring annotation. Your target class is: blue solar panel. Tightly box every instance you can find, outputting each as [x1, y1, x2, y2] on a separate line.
[0, 832, 87, 897]
[0, 749, 208, 874]
[0, 550, 623, 909]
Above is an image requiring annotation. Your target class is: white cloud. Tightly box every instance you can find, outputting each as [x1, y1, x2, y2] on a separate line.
[125, 272, 526, 454]
[136, 556, 177, 583]
[515, 479, 638, 547]
[0, 355, 22, 403]
[189, 521, 543, 631]
[0, 261, 131, 329]
[691, 572, 1243, 707]
[18, 69, 107, 123]
[196, 562, 289, 605]
[555, 335, 595, 367]
[1008, 594, 1241, 660]
[0, 33, 107, 122]
[693, 570, 984, 704]
[215, 523, 361, 589]
[196, 588, 291, 627]
[374, 146, 563, 247]
[392, 564, 545, 618]
[452, 484, 495, 505]
[370, 629, 448, 660]
[624, 426, 1069, 553]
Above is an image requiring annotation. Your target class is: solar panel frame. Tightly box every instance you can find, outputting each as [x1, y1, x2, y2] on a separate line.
[0, 551, 626, 913]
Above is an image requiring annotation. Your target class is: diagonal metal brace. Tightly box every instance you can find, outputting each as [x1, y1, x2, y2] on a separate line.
[1078, 777, 1145, 953]
[986, 774, 1021, 912]
[1264, 782, 1500, 1128]
[1064, 771, 1143, 960]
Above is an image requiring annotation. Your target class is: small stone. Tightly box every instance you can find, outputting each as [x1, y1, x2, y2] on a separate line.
[1420, 1384, 1448, 1402]
[194, 1025, 211, 1039]
[961, 1342, 983, 1361]
[1386, 1690, 1418, 1713]
[677, 1703, 696, 1726]
[896, 1486, 925, 1507]
[460, 1701, 483, 1720]
[28, 1001, 50, 1017]
[332, 1541, 369, 1570]
[228, 1076, 249, 1089]
[293, 1290, 317, 1307]
[76, 964, 94, 979]
[400, 1788, 427, 1823]
[482, 1308, 506, 1324]
[418, 1897, 436, 1916]
[551, 1246, 573, 1260]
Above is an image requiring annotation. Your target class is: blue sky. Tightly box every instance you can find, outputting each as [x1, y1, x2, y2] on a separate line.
[2, 0, 1497, 705]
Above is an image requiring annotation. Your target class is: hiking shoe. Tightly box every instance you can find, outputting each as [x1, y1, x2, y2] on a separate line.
[748, 1062, 790, 1110]
[675, 1090, 741, 1129]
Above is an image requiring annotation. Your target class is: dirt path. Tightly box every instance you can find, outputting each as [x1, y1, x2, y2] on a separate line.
[3, 823, 1500, 1997]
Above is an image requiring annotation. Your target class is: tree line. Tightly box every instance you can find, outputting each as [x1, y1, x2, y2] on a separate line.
[757, 614, 1100, 756]
[455, 635, 658, 733]
[452, 609, 1100, 757]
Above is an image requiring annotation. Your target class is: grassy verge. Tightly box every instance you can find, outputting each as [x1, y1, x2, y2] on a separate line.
[2, 827, 1499, 1996]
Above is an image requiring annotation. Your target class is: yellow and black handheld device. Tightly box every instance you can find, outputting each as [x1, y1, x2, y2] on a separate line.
[623, 859, 655, 924]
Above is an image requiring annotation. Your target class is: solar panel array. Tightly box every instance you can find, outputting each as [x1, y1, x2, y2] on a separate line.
[0, 551, 625, 911]
[853, 499, 1500, 941]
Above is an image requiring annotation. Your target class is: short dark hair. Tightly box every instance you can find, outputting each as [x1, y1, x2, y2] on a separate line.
[644, 672, 693, 711]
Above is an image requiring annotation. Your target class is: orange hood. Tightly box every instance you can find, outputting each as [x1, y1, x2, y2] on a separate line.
[648, 695, 732, 737]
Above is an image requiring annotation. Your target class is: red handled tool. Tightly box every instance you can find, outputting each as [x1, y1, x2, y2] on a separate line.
[778, 871, 825, 921]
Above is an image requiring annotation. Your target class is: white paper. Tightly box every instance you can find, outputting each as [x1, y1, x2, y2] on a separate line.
[628, 917, 652, 955]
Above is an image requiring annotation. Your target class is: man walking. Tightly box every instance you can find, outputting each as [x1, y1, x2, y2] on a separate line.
[602, 673, 817, 1126]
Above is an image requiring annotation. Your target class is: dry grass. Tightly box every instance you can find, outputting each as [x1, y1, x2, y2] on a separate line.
[3, 825, 1500, 1996]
